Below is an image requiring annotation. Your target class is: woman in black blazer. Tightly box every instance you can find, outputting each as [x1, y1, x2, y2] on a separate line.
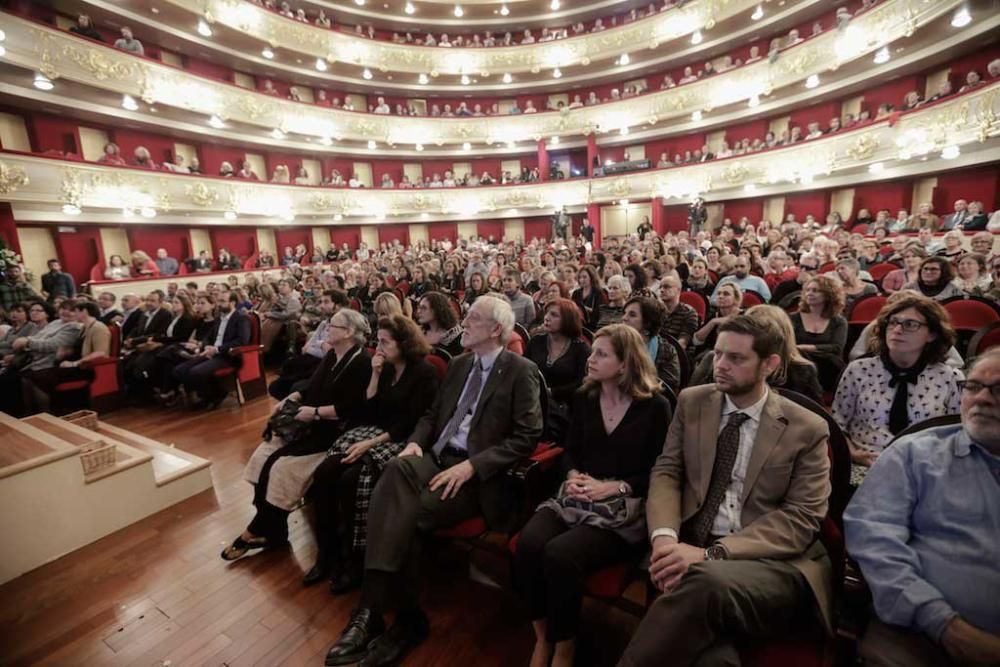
[124, 293, 197, 397]
[151, 293, 215, 400]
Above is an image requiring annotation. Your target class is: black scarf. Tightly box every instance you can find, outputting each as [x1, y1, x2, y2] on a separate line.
[882, 352, 929, 435]
[917, 277, 948, 298]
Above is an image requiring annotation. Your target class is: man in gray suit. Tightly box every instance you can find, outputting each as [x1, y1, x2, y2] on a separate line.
[325, 294, 543, 667]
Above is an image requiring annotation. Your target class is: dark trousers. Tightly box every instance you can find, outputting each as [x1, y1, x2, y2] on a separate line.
[361, 451, 480, 614]
[124, 350, 158, 397]
[513, 508, 636, 643]
[0, 366, 25, 415]
[21, 366, 92, 414]
[152, 345, 194, 393]
[268, 353, 322, 400]
[860, 619, 957, 667]
[246, 437, 330, 543]
[173, 356, 234, 401]
[618, 559, 814, 667]
[308, 455, 364, 564]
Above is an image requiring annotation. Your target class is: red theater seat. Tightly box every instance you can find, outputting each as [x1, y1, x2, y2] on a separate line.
[212, 311, 266, 405]
[53, 323, 123, 414]
[678, 291, 707, 322]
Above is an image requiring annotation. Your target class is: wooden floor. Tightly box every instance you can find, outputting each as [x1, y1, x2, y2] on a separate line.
[0, 394, 639, 666]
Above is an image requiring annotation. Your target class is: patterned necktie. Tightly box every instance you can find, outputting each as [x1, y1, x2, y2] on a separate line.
[432, 359, 484, 456]
[685, 411, 751, 548]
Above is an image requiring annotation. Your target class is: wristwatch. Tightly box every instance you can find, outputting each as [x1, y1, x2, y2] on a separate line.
[704, 543, 728, 561]
[618, 482, 629, 496]
[313, 407, 321, 420]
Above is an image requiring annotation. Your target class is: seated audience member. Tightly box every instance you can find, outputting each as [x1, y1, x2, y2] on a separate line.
[217, 248, 241, 271]
[187, 250, 214, 273]
[303, 316, 439, 590]
[130, 250, 159, 278]
[114, 26, 144, 55]
[596, 275, 631, 328]
[229, 309, 373, 561]
[260, 279, 302, 354]
[833, 294, 962, 486]
[502, 269, 537, 328]
[150, 292, 216, 401]
[415, 291, 464, 357]
[0, 303, 41, 359]
[0, 265, 40, 312]
[903, 257, 964, 301]
[953, 253, 991, 294]
[682, 257, 716, 301]
[710, 257, 771, 303]
[970, 231, 996, 257]
[936, 230, 967, 262]
[515, 324, 670, 667]
[836, 258, 878, 310]
[0, 300, 81, 416]
[462, 272, 489, 312]
[882, 245, 927, 293]
[97, 142, 126, 165]
[323, 295, 542, 666]
[117, 293, 143, 338]
[123, 290, 171, 348]
[658, 275, 699, 348]
[689, 305, 824, 404]
[908, 203, 941, 231]
[268, 290, 347, 400]
[525, 297, 590, 438]
[172, 292, 251, 410]
[955, 200, 989, 231]
[571, 265, 605, 332]
[691, 282, 743, 357]
[21, 301, 112, 413]
[792, 275, 848, 391]
[155, 248, 179, 276]
[620, 314, 833, 665]
[123, 294, 197, 399]
[622, 295, 681, 393]
[104, 254, 130, 280]
[844, 348, 1000, 667]
[70, 14, 103, 41]
[132, 146, 156, 169]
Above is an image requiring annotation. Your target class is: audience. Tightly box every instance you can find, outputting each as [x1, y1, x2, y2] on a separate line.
[622, 294, 681, 393]
[791, 275, 848, 391]
[903, 256, 964, 301]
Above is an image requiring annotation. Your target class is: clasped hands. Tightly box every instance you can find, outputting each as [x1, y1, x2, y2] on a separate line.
[398, 442, 475, 500]
[564, 470, 621, 502]
[649, 535, 707, 594]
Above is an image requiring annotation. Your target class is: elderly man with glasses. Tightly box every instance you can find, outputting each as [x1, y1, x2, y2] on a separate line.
[709, 257, 772, 304]
[845, 348, 1000, 666]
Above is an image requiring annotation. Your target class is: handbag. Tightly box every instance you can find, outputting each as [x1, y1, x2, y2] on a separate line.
[262, 398, 312, 445]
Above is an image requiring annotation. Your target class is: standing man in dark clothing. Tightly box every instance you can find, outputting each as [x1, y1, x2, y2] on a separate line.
[41, 259, 75, 302]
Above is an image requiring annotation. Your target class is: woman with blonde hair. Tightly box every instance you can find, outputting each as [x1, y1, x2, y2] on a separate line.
[130, 250, 159, 277]
[691, 282, 742, 357]
[514, 323, 670, 667]
[596, 274, 631, 328]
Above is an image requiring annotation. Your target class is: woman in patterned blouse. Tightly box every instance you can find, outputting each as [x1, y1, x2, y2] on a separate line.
[832, 293, 962, 485]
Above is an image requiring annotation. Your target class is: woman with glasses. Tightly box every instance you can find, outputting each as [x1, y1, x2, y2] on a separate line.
[953, 253, 992, 294]
[902, 256, 964, 301]
[832, 294, 962, 485]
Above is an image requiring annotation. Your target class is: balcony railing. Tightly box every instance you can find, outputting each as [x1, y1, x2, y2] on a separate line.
[1, 82, 997, 223]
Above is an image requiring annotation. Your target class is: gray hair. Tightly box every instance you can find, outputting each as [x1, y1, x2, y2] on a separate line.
[606, 274, 632, 294]
[334, 308, 371, 346]
[836, 257, 860, 273]
[473, 294, 515, 345]
[968, 346, 1000, 373]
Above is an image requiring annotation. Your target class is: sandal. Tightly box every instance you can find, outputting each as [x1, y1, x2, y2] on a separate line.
[220, 535, 270, 561]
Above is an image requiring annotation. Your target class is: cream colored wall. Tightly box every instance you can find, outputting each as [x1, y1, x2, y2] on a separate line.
[501, 159, 521, 176]
[54, 16, 74, 30]
[360, 225, 379, 249]
[409, 99, 427, 115]
[311, 227, 329, 253]
[504, 219, 525, 242]
[345, 94, 366, 111]
[498, 99, 517, 113]
[452, 162, 472, 179]
[624, 145, 646, 160]
[705, 203, 724, 231]
[78, 127, 110, 162]
[546, 93, 569, 109]
[705, 130, 726, 154]
[764, 196, 786, 224]
[159, 50, 183, 68]
[841, 95, 864, 120]
[925, 69, 951, 98]
[912, 177, 938, 214]
[290, 86, 315, 103]
[189, 228, 212, 256]
[0, 112, 31, 151]
[173, 142, 197, 165]
[233, 72, 256, 89]
[245, 153, 266, 179]
[301, 158, 322, 185]
[830, 188, 856, 220]
[769, 116, 790, 137]
[408, 224, 429, 245]
[256, 228, 276, 255]
[99, 228, 130, 264]
[16, 227, 58, 289]
[352, 163, 373, 187]
[457, 222, 477, 240]
[403, 163, 423, 183]
[601, 203, 651, 238]
[625, 77, 648, 93]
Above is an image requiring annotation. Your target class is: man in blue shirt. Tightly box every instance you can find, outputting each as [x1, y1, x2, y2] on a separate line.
[844, 348, 1000, 666]
[710, 257, 771, 304]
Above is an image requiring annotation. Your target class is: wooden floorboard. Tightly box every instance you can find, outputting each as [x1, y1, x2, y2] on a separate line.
[0, 395, 639, 666]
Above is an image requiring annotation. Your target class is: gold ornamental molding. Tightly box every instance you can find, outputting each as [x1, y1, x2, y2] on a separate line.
[0, 0, 964, 149]
[1, 83, 997, 221]
[173, 0, 762, 76]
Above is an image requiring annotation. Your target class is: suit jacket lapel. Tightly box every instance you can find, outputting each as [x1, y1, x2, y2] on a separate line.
[698, 390, 723, 498]
[741, 392, 787, 503]
[440, 355, 474, 425]
[470, 350, 508, 430]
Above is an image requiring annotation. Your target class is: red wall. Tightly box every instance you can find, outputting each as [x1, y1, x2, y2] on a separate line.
[274, 227, 314, 256]
[111, 129, 176, 165]
[377, 224, 409, 246]
[852, 180, 911, 218]
[524, 219, 550, 242]
[933, 166, 1000, 213]
[209, 227, 257, 258]
[428, 222, 457, 243]
[329, 225, 362, 248]
[126, 227, 191, 262]
[662, 205, 690, 233]
[51, 225, 102, 284]
[722, 198, 764, 224]
[476, 220, 504, 240]
[789, 101, 841, 130]
[28, 115, 80, 154]
[784, 190, 832, 221]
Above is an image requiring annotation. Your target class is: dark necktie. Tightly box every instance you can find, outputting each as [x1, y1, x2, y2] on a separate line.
[685, 412, 751, 547]
[432, 360, 484, 456]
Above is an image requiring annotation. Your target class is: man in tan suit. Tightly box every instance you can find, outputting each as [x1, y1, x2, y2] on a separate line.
[620, 314, 832, 666]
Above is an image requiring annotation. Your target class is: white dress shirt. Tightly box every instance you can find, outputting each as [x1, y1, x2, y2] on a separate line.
[446, 346, 503, 452]
[213, 311, 233, 348]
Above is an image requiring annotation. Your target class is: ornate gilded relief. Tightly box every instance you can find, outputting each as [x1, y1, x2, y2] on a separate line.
[0, 162, 29, 195]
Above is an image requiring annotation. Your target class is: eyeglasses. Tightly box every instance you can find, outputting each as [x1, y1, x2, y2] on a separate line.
[957, 380, 1000, 399]
[800, 265, 817, 271]
[920, 266, 942, 273]
[886, 317, 927, 332]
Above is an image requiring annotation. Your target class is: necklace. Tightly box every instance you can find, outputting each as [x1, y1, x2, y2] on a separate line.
[546, 336, 570, 366]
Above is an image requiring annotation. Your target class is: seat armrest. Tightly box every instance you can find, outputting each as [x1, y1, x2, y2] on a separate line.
[79, 355, 117, 369]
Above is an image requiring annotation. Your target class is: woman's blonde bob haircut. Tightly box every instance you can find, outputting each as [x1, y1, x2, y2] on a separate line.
[583, 323, 661, 400]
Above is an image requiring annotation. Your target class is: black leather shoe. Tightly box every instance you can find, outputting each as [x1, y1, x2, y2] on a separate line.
[359, 610, 430, 667]
[325, 608, 385, 666]
[329, 563, 362, 595]
[302, 560, 329, 587]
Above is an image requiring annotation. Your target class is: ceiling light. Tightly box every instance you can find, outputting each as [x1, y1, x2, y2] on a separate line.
[261, 47, 274, 59]
[500, 4, 509, 15]
[868, 162, 885, 174]
[33, 72, 53, 91]
[62, 203, 81, 215]
[420, 212, 429, 220]
[619, 126, 629, 136]
[805, 74, 819, 89]
[197, 19, 212, 37]
[550, 136, 559, 146]
[618, 53, 630, 66]
[140, 207, 157, 218]
[552, 67, 562, 79]
[873, 46, 890, 64]
[743, 184, 757, 193]
[151, 7, 159, 14]
[271, 128, 286, 139]
[315, 58, 327, 71]
[333, 213, 343, 221]
[404, 2, 415, 13]
[941, 145, 960, 160]
[362, 68, 373, 80]
[209, 114, 225, 129]
[0, 45, 5, 58]
[354, 0, 365, 5]
[751, 5, 763, 20]
[462, 142, 471, 151]
[951, 7, 971, 28]
[460, 74, 470, 85]
[691, 110, 703, 121]
[121, 94, 139, 111]
[550, 0, 560, 9]
[0, 29, 5, 41]
[691, 30, 703, 45]
[281, 211, 295, 222]
[619, 199, 630, 207]
[319, 136, 332, 146]
[367, 140, 377, 149]
[453, 5, 463, 17]
[502, 72, 512, 84]
[415, 143, 423, 151]
[224, 210, 237, 221]
[418, 73, 429, 84]
[748, 94, 761, 108]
